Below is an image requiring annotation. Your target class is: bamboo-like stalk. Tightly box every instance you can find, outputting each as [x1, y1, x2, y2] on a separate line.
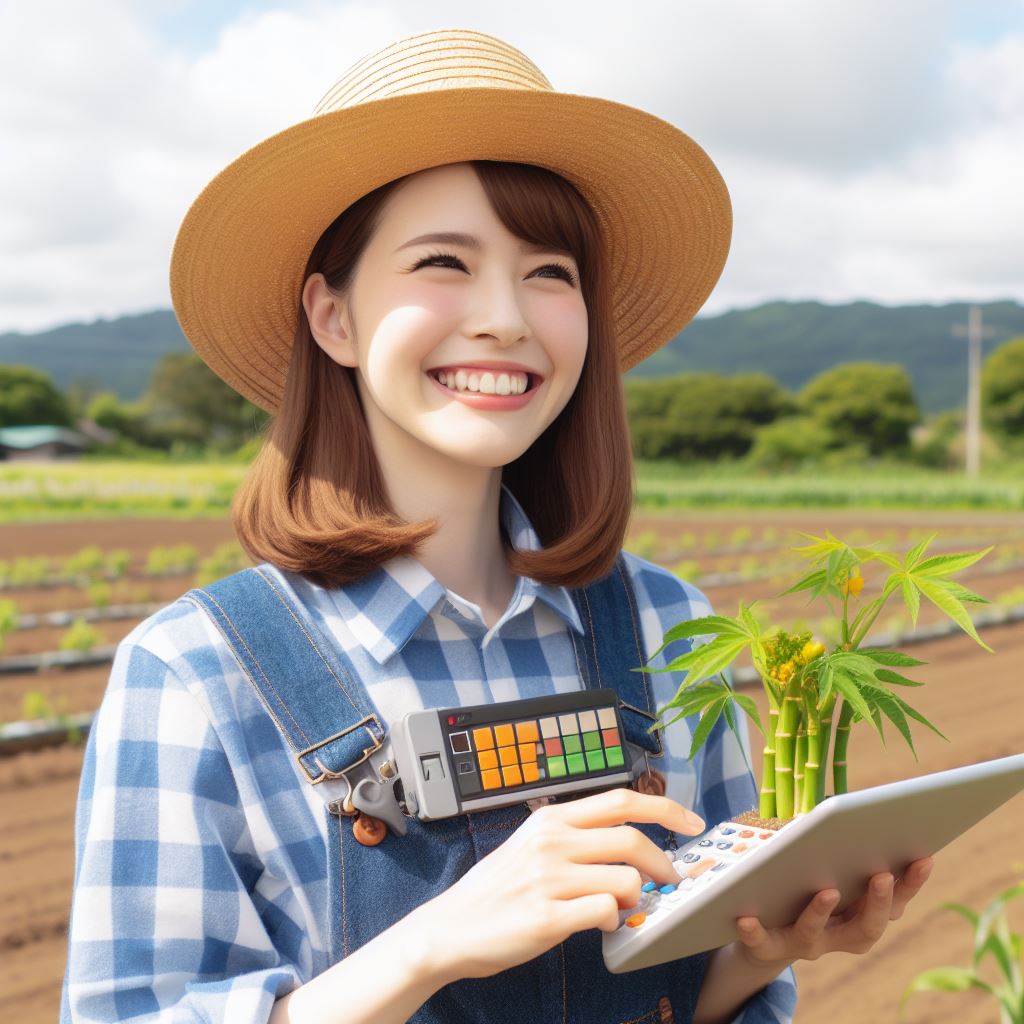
[775, 676, 802, 819]
[815, 691, 836, 805]
[833, 699, 855, 795]
[794, 726, 807, 814]
[801, 688, 822, 814]
[760, 707, 778, 818]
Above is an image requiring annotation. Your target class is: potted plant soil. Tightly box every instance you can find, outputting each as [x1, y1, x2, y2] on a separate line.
[641, 530, 995, 830]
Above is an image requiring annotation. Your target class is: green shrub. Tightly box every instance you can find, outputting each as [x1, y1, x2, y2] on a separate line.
[59, 618, 103, 653]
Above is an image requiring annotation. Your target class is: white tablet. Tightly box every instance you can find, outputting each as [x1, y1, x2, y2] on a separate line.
[602, 752, 1024, 973]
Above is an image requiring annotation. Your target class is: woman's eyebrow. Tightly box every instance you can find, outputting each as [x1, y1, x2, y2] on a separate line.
[394, 231, 573, 258]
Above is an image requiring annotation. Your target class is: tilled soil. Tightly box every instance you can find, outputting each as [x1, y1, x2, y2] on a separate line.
[2, 512, 1023, 1023]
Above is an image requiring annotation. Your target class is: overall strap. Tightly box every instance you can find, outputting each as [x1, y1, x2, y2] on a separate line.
[183, 565, 386, 790]
[568, 552, 665, 759]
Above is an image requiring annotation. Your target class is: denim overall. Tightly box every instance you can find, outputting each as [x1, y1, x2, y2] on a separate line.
[187, 554, 710, 1023]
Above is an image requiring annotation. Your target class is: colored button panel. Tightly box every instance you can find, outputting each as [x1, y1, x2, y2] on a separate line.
[458, 704, 624, 795]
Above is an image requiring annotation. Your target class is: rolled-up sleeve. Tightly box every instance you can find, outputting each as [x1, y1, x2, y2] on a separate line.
[61, 639, 302, 1022]
[695, 664, 798, 1024]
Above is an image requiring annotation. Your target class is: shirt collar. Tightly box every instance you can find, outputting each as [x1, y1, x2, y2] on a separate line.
[326, 483, 585, 665]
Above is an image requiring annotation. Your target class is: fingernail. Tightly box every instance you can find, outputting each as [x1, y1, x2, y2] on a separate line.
[685, 812, 705, 831]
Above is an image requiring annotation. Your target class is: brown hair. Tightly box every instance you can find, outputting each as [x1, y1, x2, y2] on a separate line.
[232, 160, 633, 590]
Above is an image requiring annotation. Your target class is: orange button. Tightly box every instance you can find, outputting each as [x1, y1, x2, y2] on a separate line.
[625, 912, 646, 928]
[733, 843, 749, 854]
[499, 746, 518, 766]
[519, 742, 537, 763]
[522, 762, 540, 783]
[516, 721, 540, 743]
[478, 749, 498, 770]
[482, 768, 502, 790]
[502, 765, 523, 786]
[494, 724, 515, 747]
[473, 727, 494, 750]
[686, 858, 719, 878]
[739, 830, 754, 839]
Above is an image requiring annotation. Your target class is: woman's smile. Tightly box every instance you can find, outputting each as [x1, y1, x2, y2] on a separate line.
[425, 365, 543, 411]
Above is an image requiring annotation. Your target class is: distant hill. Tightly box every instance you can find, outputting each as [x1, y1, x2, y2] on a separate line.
[0, 311, 191, 403]
[2, 300, 1022, 413]
[629, 299, 1024, 413]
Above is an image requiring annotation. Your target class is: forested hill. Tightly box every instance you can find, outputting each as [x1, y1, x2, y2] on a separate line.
[629, 299, 1024, 413]
[2, 300, 1022, 414]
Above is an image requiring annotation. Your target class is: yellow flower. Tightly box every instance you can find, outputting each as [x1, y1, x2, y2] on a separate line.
[841, 573, 865, 597]
[801, 640, 826, 662]
[778, 660, 796, 682]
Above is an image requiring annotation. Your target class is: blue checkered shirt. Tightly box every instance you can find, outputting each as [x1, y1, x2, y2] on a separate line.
[61, 484, 797, 1022]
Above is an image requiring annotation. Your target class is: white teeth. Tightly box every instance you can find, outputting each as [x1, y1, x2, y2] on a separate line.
[432, 369, 530, 395]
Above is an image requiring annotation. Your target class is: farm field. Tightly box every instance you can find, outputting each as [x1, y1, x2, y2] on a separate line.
[1, 509, 1022, 1024]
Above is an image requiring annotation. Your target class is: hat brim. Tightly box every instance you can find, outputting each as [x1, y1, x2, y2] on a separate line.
[170, 87, 731, 414]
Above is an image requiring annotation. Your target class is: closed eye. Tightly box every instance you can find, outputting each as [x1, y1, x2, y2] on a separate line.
[407, 250, 577, 287]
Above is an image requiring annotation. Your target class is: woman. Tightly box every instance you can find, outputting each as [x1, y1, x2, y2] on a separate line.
[61, 28, 932, 1024]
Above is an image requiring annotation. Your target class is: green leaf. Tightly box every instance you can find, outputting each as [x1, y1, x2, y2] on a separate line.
[899, 967, 994, 1012]
[862, 684, 916, 759]
[688, 696, 726, 760]
[647, 615, 749, 660]
[939, 900, 980, 929]
[889, 692, 950, 742]
[915, 578, 995, 653]
[901, 576, 921, 626]
[860, 649, 928, 667]
[943, 580, 992, 605]
[777, 568, 828, 599]
[873, 668, 925, 688]
[830, 672, 881, 738]
[732, 693, 766, 738]
[904, 533, 938, 567]
[912, 547, 994, 577]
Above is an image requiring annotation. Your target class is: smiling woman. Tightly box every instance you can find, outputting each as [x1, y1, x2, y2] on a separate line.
[232, 158, 632, 591]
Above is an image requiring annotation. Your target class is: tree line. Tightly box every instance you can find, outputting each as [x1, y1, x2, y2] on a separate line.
[3, 338, 1024, 467]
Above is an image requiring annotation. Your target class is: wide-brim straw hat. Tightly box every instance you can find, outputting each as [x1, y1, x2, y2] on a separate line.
[170, 27, 732, 415]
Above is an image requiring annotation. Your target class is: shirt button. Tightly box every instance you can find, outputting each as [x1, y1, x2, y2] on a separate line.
[353, 813, 388, 846]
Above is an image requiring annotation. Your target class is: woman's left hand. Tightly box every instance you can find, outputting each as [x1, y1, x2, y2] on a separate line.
[733, 856, 935, 967]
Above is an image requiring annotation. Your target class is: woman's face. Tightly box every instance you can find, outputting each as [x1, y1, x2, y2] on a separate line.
[308, 162, 589, 471]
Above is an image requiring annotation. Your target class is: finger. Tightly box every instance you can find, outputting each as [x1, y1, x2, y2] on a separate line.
[576, 824, 686, 887]
[557, 788, 704, 836]
[788, 887, 842, 949]
[891, 857, 934, 919]
[845, 872, 895, 949]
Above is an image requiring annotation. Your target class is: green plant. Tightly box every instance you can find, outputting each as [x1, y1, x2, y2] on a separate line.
[63, 544, 107, 581]
[194, 541, 250, 587]
[640, 531, 994, 819]
[87, 580, 112, 610]
[900, 876, 1024, 1023]
[59, 618, 103, 653]
[0, 598, 17, 654]
[625, 528, 661, 561]
[19, 689, 84, 745]
[105, 548, 131, 579]
[10, 556, 51, 586]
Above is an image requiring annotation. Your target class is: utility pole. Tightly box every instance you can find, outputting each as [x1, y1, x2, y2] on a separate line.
[951, 305, 995, 478]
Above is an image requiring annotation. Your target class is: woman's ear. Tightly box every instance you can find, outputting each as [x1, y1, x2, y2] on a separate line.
[303, 272, 358, 368]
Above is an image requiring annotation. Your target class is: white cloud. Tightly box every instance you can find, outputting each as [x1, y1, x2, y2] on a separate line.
[0, 0, 1021, 332]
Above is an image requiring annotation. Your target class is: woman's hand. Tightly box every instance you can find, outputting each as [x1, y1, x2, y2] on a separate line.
[732, 856, 935, 968]
[414, 788, 704, 984]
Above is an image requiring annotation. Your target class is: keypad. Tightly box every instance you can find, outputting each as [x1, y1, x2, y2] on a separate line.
[614, 820, 784, 932]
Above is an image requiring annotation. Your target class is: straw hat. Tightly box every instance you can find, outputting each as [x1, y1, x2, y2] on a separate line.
[169, 27, 732, 414]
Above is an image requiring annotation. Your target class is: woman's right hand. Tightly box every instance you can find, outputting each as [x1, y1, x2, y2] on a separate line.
[413, 788, 705, 983]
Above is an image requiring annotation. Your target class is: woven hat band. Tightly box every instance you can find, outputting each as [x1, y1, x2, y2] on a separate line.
[313, 28, 553, 116]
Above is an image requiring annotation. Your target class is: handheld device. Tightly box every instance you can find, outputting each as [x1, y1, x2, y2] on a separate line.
[602, 752, 1024, 972]
[345, 687, 654, 835]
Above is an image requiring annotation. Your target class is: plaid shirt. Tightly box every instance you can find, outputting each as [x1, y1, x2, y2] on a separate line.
[62, 485, 797, 1022]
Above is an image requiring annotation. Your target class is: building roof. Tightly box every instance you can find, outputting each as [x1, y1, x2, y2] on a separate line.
[0, 425, 91, 449]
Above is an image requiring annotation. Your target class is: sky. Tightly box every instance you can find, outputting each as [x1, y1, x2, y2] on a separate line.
[1, 0, 1022, 334]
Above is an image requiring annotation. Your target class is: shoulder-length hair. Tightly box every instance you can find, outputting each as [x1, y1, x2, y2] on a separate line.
[232, 160, 633, 590]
